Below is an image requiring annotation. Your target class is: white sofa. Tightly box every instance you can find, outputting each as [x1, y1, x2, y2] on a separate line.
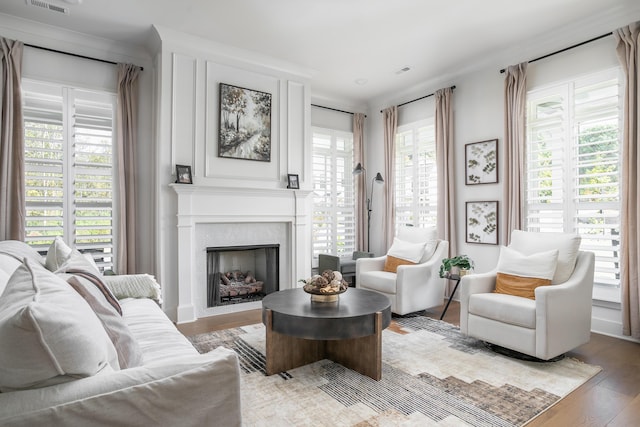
[0, 240, 242, 427]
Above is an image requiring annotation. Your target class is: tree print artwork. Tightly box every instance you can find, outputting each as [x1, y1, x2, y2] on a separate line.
[218, 83, 272, 162]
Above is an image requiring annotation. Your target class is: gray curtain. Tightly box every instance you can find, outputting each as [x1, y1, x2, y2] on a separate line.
[615, 22, 640, 338]
[382, 106, 397, 250]
[502, 62, 528, 245]
[0, 37, 24, 242]
[353, 113, 366, 251]
[435, 87, 456, 256]
[116, 64, 140, 274]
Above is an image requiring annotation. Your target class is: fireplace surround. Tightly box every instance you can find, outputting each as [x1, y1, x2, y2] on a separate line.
[171, 184, 312, 323]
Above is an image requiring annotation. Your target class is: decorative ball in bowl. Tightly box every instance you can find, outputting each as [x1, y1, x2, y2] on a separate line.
[300, 270, 348, 302]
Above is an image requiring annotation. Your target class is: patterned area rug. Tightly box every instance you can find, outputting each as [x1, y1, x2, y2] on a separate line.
[187, 316, 600, 426]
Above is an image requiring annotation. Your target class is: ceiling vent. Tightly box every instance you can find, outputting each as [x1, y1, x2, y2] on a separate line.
[26, 0, 70, 15]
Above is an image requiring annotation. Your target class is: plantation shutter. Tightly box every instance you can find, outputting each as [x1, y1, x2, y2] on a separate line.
[23, 80, 116, 272]
[395, 119, 437, 230]
[24, 83, 64, 251]
[526, 68, 621, 299]
[311, 127, 355, 260]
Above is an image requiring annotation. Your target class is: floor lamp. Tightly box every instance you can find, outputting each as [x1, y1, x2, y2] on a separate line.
[353, 163, 384, 252]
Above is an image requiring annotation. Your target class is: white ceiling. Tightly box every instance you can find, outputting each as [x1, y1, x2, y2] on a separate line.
[1, 0, 640, 105]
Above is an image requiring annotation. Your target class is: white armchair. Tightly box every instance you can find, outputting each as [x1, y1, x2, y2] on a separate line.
[356, 227, 448, 315]
[459, 230, 595, 360]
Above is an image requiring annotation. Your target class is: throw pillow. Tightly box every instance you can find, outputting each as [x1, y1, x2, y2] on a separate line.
[67, 276, 144, 369]
[102, 274, 162, 302]
[0, 259, 119, 392]
[383, 238, 427, 273]
[0, 240, 45, 265]
[383, 255, 416, 273]
[54, 250, 122, 316]
[387, 238, 427, 263]
[494, 246, 559, 299]
[509, 230, 581, 284]
[45, 236, 73, 272]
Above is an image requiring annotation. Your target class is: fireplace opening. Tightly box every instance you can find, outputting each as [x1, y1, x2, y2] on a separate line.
[207, 244, 279, 307]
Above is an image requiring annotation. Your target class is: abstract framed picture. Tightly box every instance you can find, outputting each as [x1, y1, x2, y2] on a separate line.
[465, 139, 498, 185]
[218, 83, 272, 162]
[466, 201, 498, 245]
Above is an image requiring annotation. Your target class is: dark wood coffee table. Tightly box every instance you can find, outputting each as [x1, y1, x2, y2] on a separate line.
[261, 288, 391, 380]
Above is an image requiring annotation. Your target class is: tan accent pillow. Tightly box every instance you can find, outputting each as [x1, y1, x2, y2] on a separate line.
[383, 255, 416, 273]
[494, 272, 551, 299]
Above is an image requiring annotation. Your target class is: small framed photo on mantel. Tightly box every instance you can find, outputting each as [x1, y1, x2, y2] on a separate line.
[287, 174, 299, 189]
[175, 165, 193, 184]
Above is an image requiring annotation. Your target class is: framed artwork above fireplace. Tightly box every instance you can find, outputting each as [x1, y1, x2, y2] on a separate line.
[218, 83, 272, 162]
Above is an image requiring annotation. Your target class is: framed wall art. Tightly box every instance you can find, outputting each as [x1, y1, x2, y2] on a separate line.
[466, 201, 498, 245]
[218, 83, 272, 162]
[287, 174, 300, 189]
[465, 139, 498, 185]
[175, 164, 193, 184]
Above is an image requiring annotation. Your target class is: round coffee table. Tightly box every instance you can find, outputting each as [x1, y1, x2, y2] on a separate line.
[262, 288, 391, 380]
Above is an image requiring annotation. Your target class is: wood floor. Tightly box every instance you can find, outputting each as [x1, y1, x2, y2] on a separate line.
[177, 301, 640, 426]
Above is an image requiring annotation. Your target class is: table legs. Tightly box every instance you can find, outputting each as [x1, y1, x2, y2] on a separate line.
[440, 277, 461, 320]
[264, 309, 383, 380]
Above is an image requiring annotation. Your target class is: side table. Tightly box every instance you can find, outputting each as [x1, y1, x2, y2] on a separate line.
[440, 274, 461, 320]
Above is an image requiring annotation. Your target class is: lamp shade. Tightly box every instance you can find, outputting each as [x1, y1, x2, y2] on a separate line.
[353, 163, 364, 175]
[374, 172, 384, 183]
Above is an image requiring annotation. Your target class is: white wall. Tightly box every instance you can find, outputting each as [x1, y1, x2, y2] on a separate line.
[0, 14, 156, 275]
[365, 33, 631, 339]
[151, 25, 313, 321]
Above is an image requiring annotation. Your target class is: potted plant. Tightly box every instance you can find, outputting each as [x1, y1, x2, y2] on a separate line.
[439, 255, 474, 278]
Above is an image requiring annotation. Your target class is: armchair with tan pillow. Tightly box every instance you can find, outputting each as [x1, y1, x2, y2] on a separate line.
[459, 230, 595, 360]
[356, 226, 448, 315]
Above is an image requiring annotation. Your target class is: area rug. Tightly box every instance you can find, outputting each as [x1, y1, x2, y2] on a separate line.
[187, 316, 600, 426]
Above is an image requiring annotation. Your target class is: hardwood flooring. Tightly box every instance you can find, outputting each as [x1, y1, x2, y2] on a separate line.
[177, 300, 640, 426]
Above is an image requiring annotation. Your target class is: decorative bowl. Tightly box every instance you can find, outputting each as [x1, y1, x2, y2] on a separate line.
[303, 284, 347, 302]
[300, 270, 349, 302]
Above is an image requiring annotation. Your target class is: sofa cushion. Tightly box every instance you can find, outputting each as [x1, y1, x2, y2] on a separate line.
[469, 293, 537, 329]
[358, 271, 398, 294]
[509, 230, 581, 284]
[121, 298, 198, 364]
[0, 259, 119, 392]
[494, 246, 558, 299]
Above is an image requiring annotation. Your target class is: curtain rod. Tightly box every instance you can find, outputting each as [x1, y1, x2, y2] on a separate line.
[379, 85, 456, 113]
[311, 104, 366, 118]
[499, 32, 612, 73]
[24, 43, 144, 71]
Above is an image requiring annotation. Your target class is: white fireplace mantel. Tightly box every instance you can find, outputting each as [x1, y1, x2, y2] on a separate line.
[170, 184, 312, 323]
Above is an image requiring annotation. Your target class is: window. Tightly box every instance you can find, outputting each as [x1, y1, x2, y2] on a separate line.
[395, 119, 438, 231]
[23, 80, 117, 272]
[311, 127, 355, 260]
[526, 68, 621, 301]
